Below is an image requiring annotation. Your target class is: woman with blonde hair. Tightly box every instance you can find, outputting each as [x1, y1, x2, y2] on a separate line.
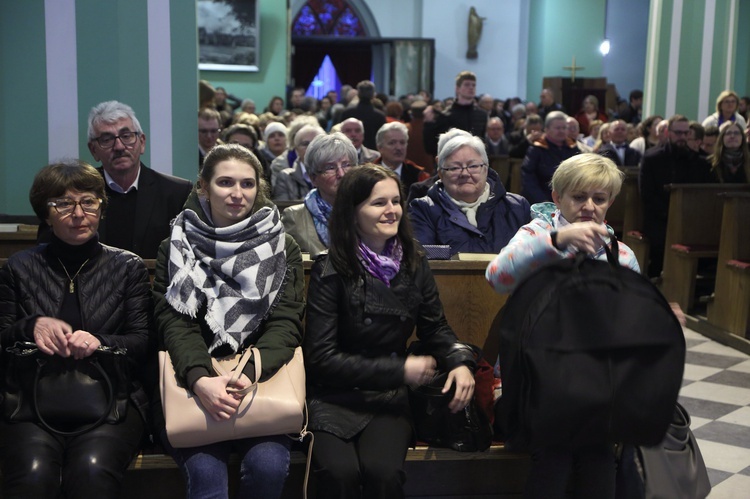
[592, 122, 612, 152]
[575, 95, 608, 137]
[702, 90, 748, 130]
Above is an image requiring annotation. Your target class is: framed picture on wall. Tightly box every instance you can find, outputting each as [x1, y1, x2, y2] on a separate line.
[198, 0, 260, 72]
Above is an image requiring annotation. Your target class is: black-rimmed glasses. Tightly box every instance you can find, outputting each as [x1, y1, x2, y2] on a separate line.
[47, 197, 102, 216]
[441, 163, 486, 176]
[93, 131, 140, 149]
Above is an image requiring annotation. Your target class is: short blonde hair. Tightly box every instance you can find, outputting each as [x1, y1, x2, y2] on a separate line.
[715, 90, 740, 114]
[551, 153, 624, 199]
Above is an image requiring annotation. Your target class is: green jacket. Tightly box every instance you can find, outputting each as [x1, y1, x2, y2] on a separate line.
[153, 191, 305, 390]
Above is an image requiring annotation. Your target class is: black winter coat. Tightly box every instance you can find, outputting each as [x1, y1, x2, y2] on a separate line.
[0, 243, 153, 422]
[303, 252, 476, 439]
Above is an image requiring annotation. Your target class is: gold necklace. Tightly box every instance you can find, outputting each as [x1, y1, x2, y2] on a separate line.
[57, 258, 90, 294]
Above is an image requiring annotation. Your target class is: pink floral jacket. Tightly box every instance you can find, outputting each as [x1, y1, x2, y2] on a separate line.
[485, 202, 640, 294]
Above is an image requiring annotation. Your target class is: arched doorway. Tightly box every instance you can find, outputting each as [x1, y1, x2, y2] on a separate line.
[289, 1, 434, 101]
[290, 0, 377, 98]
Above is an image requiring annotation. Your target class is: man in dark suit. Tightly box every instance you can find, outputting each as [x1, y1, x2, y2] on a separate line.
[374, 122, 430, 194]
[640, 115, 713, 277]
[87, 100, 192, 259]
[598, 119, 642, 167]
[340, 80, 386, 150]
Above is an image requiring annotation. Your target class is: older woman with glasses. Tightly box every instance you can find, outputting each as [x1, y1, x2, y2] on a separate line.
[0, 160, 152, 498]
[409, 129, 530, 256]
[702, 90, 748, 131]
[281, 132, 358, 257]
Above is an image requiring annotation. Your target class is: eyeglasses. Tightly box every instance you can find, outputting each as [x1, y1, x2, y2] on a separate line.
[317, 161, 353, 177]
[670, 130, 689, 136]
[93, 131, 140, 149]
[199, 128, 221, 135]
[47, 197, 102, 216]
[441, 163, 486, 176]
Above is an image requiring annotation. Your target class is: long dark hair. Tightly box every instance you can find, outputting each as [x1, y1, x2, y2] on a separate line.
[709, 122, 750, 182]
[328, 164, 420, 280]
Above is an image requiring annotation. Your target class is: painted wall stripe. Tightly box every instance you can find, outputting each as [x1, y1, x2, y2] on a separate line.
[699, 0, 716, 121]
[644, 0, 661, 116]
[725, 0, 736, 88]
[665, 0, 683, 118]
[45, 0, 78, 160]
[147, 0, 173, 175]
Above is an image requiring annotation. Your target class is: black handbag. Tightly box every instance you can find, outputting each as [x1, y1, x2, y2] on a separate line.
[408, 370, 493, 452]
[2, 341, 130, 436]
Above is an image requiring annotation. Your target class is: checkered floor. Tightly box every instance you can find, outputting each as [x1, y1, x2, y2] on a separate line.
[680, 327, 750, 498]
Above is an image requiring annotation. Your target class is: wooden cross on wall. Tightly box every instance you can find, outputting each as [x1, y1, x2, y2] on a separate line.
[563, 56, 585, 82]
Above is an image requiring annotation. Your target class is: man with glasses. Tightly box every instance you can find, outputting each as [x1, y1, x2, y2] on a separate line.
[85, 100, 192, 259]
[640, 114, 713, 277]
[198, 108, 223, 168]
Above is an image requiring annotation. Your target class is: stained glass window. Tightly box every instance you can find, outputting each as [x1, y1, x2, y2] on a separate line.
[292, 1, 365, 37]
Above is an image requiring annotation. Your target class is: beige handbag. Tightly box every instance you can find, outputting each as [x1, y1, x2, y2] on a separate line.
[159, 346, 306, 448]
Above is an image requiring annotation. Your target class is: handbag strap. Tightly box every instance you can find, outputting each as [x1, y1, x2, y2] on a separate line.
[33, 356, 115, 437]
[212, 347, 260, 397]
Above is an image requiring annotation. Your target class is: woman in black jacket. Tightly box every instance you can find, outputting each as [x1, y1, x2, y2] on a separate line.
[0, 160, 152, 498]
[304, 164, 476, 499]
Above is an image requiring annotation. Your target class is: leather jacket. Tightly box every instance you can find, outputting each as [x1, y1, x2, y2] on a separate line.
[303, 252, 476, 439]
[0, 243, 153, 422]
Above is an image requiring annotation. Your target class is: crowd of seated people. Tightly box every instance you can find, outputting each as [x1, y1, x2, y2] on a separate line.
[2, 76, 747, 498]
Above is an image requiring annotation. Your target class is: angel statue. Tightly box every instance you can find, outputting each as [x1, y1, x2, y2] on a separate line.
[467, 7, 486, 59]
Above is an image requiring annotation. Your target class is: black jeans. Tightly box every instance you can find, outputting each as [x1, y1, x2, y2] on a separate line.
[0, 403, 144, 499]
[311, 412, 412, 499]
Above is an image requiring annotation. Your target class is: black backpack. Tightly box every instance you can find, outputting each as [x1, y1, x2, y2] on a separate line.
[496, 238, 685, 451]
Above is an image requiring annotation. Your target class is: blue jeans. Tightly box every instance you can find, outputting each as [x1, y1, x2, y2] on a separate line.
[162, 430, 291, 499]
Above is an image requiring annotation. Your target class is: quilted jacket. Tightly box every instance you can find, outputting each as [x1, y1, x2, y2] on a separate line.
[0, 243, 153, 421]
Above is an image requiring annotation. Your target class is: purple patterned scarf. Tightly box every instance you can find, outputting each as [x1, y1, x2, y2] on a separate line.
[357, 237, 403, 287]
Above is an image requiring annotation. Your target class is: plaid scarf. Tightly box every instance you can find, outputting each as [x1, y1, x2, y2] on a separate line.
[166, 205, 287, 354]
[304, 188, 332, 246]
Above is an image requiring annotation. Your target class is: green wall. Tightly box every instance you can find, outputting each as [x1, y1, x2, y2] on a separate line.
[644, 0, 746, 119]
[527, 0, 607, 105]
[1, 1, 48, 216]
[0, 0, 198, 216]
[199, 1, 289, 116]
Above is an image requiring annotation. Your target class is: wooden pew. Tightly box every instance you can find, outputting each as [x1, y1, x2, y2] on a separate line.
[0, 231, 38, 258]
[707, 192, 750, 338]
[508, 158, 523, 195]
[489, 155, 511, 188]
[660, 184, 750, 311]
[301, 258, 508, 348]
[603, 167, 640, 238]
[619, 168, 648, 274]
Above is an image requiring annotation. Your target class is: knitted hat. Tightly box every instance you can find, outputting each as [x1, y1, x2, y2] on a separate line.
[264, 122, 288, 142]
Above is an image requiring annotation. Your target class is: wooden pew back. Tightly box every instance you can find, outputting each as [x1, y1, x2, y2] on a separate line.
[707, 192, 750, 337]
[661, 183, 750, 309]
[489, 155, 511, 189]
[663, 184, 747, 250]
